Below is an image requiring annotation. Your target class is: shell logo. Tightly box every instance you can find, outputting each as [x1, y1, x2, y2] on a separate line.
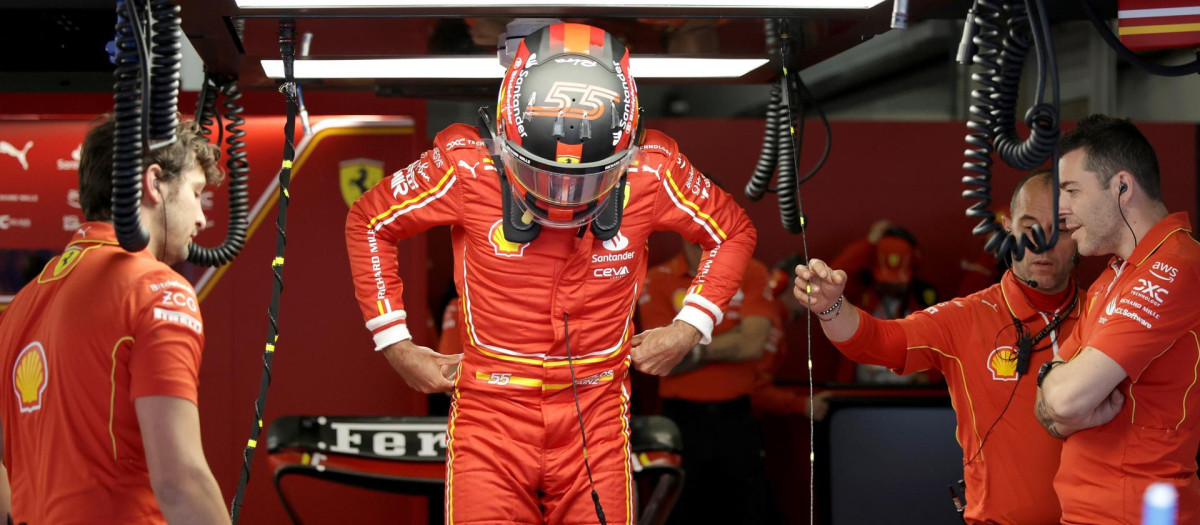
[987, 346, 1019, 381]
[488, 220, 528, 258]
[13, 342, 48, 413]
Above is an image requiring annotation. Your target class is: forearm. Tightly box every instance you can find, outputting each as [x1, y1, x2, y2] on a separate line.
[704, 322, 769, 363]
[818, 299, 861, 343]
[153, 466, 229, 525]
[826, 306, 909, 370]
[1034, 390, 1070, 439]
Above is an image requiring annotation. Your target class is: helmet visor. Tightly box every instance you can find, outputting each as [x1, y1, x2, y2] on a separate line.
[500, 141, 636, 207]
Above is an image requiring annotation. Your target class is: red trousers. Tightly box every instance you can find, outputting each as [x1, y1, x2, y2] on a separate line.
[445, 373, 634, 524]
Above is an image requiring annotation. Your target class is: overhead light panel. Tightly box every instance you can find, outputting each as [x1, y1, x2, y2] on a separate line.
[238, 0, 884, 9]
[261, 57, 769, 79]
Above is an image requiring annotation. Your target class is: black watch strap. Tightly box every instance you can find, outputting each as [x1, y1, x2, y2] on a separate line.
[1037, 360, 1066, 387]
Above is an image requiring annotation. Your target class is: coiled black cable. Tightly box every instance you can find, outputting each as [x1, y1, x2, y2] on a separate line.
[744, 20, 832, 233]
[992, 2, 1058, 171]
[195, 73, 223, 145]
[112, 0, 149, 252]
[230, 19, 298, 524]
[776, 74, 802, 233]
[960, 0, 1060, 261]
[187, 78, 249, 267]
[746, 80, 780, 201]
[148, 0, 180, 148]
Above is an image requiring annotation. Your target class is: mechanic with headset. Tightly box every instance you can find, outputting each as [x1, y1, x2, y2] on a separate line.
[0, 117, 229, 524]
[1037, 115, 1200, 524]
[794, 169, 1080, 524]
[344, 23, 756, 524]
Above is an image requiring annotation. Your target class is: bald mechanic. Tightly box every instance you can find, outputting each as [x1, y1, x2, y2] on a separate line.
[345, 23, 756, 524]
[794, 170, 1080, 524]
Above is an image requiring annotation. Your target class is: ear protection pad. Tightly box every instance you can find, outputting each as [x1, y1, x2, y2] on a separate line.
[499, 174, 541, 244]
[589, 177, 626, 242]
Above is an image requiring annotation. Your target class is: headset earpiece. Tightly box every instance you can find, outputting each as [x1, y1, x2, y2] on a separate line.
[1119, 183, 1127, 194]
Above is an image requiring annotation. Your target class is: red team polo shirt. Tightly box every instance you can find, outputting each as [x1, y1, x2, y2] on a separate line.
[836, 270, 1080, 524]
[639, 256, 776, 403]
[1056, 212, 1200, 524]
[0, 223, 205, 524]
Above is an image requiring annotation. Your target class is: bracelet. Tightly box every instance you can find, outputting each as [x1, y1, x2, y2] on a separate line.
[816, 296, 844, 322]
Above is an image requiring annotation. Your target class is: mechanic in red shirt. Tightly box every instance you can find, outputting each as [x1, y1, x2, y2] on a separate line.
[1036, 115, 1200, 524]
[0, 118, 228, 524]
[794, 169, 1080, 524]
[345, 23, 756, 524]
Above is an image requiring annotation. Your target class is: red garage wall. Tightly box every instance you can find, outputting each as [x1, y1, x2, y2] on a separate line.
[2, 99, 1196, 524]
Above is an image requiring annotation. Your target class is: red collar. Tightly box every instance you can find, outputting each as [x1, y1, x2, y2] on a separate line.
[1121, 212, 1193, 268]
[66, 222, 155, 261]
[999, 270, 1080, 321]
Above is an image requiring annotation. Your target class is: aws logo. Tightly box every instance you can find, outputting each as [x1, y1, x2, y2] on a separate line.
[986, 346, 1019, 381]
[13, 342, 48, 413]
[488, 220, 529, 258]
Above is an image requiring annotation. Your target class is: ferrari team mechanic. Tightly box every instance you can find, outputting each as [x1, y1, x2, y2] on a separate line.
[345, 23, 756, 524]
[1036, 115, 1200, 524]
[0, 117, 229, 524]
[794, 170, 1081, 524]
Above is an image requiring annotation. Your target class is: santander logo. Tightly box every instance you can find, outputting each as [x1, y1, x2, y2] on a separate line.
[602, 231, 629, 251]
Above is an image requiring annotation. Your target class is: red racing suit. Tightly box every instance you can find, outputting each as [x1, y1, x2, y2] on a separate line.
[346, 123, 756, 524]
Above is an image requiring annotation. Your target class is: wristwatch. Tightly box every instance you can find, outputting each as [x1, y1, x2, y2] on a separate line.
[1037, 360, 1066, 388]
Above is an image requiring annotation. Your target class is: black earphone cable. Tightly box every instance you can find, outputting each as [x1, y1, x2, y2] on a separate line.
[564, 312, 607, 525]
[961, 324, 1025, 469]
[1118, 186, 1140, 247]
[962, 286, 1076, 468]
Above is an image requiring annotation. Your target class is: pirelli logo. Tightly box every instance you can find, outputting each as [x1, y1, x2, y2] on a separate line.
[153, 307, 203, 334]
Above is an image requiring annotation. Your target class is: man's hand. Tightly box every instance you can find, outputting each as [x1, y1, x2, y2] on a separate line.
[631, 321, 703, 376]
[793, 258, 848, 314]
[806, 390, 834, 422]
[382, 340, 462, 394]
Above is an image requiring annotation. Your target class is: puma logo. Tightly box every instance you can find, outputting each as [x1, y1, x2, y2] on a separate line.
[1, 141, 33, 171]
[458, 160, 480, 178]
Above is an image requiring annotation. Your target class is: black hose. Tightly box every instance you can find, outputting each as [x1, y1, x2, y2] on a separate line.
[112, 0, 149, 252]
[230, 18, 298, 524]
[991, 1, 1057, 171]
[1081, 0, 1200, 77]
[745, 81, 780, 201]
[148, 0, 180, 148]
[187, 78, 249, 267]
[195, 72, 223, 145]
[961, 0, 1059, 261]
[777, 74, 803, 234]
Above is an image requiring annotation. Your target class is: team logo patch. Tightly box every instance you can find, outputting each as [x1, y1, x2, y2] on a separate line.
[489, 220, 529, 258]
[53, 246, 83, 277]
[13, 342, 48, 413]
[339, 158, 385, 208]
[987, 346, 1019, 381]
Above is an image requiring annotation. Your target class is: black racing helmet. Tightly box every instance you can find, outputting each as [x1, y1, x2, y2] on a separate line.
[494, 23, 641, 228]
